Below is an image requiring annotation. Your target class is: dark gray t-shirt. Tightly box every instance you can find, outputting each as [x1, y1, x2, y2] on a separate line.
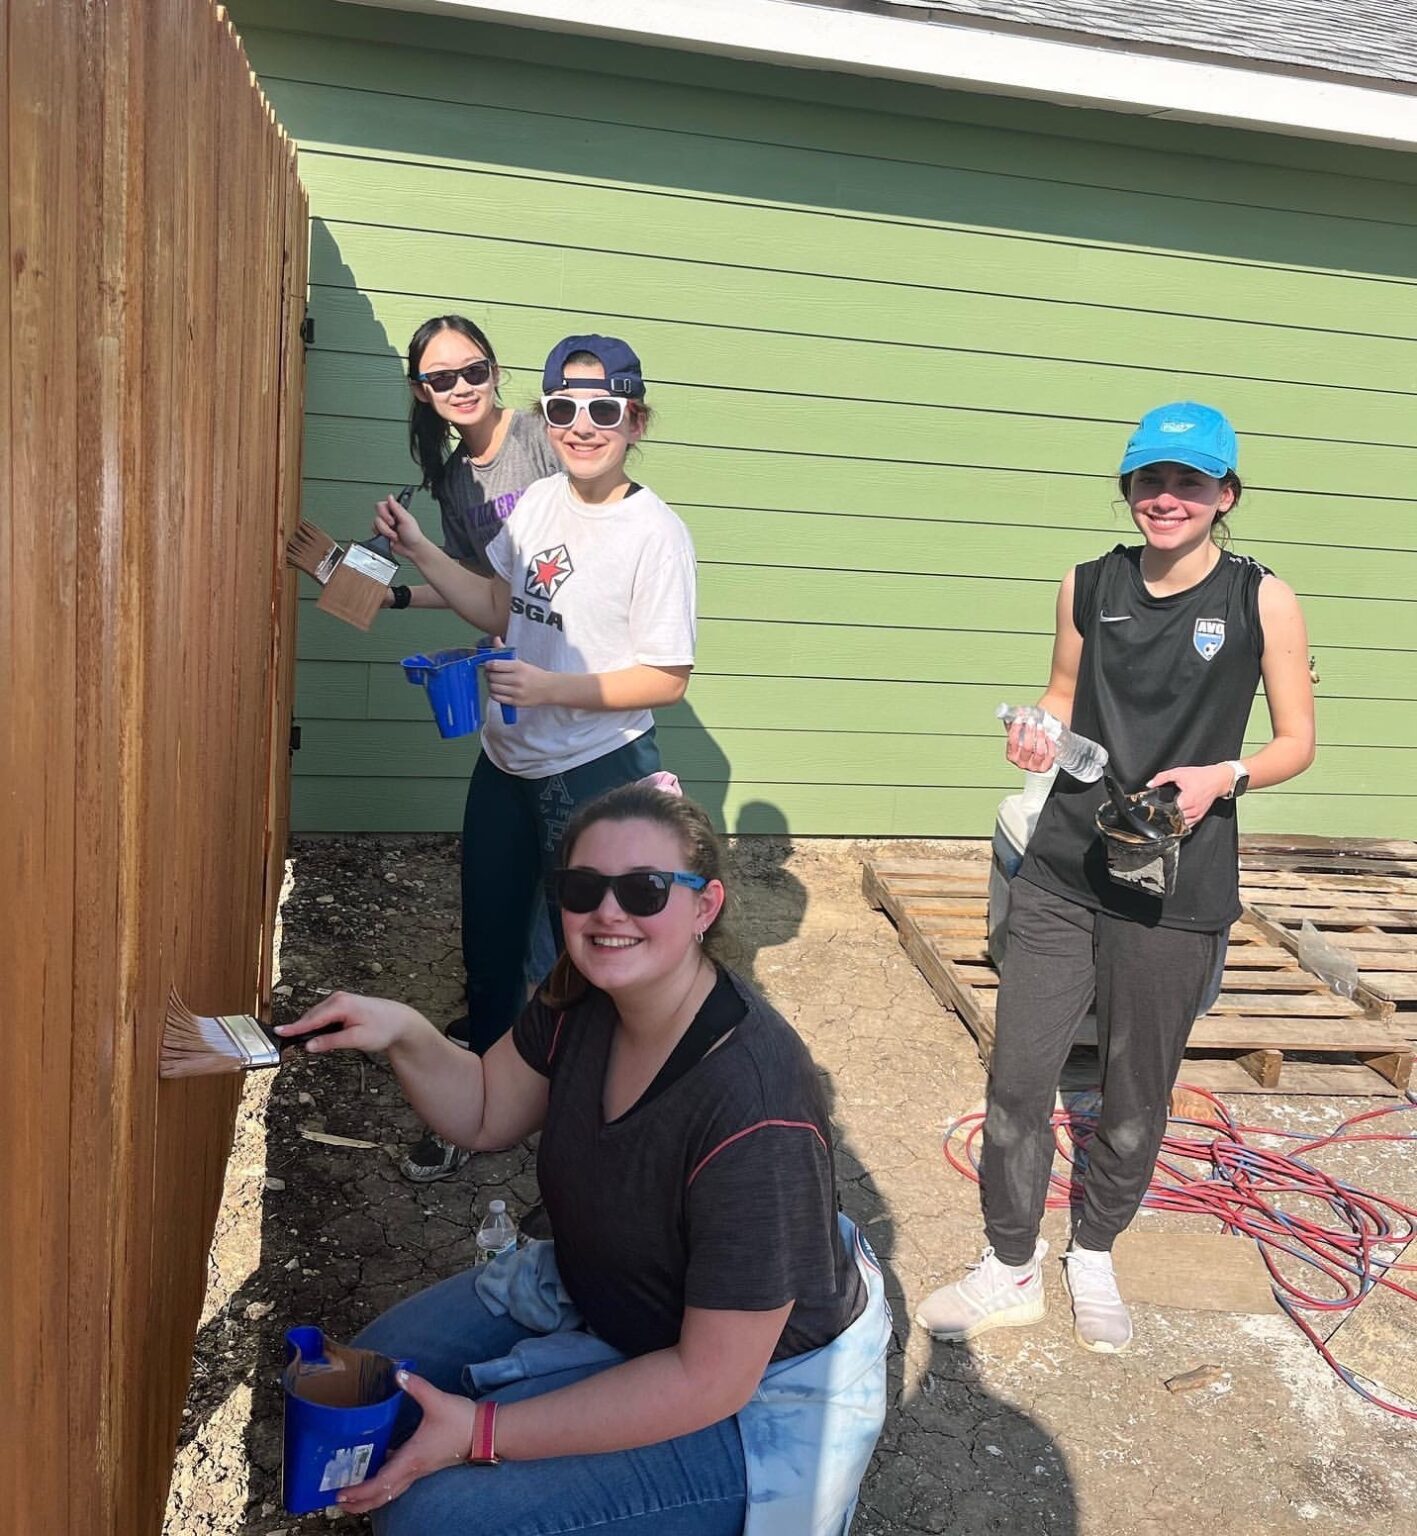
[514, 968, 866, 1361]
[434, 409, 560, 575]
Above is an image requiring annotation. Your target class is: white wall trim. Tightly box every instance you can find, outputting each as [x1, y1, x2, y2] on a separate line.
[336, 0, 1417, 152]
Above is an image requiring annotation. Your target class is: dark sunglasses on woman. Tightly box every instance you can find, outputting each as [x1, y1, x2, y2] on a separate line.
[417, 359, 494, 393]
[553, 867, 707, 917]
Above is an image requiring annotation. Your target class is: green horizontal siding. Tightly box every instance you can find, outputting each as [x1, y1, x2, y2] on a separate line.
[306, 389, 1417, 502]
[233, 0, 1417, 836]
[296, 602, 1416, 701]
[311, 230, 1417, 396]
[296, 665, 1417, 750]
[296, 718, 1400, 797]
[307, 294, 1417, 447]
[302, 483, 1417, 617]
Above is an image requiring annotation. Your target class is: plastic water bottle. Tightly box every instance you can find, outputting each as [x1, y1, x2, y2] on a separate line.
[475, 1199, 517, 1262]
[995, 704, 1108, 783]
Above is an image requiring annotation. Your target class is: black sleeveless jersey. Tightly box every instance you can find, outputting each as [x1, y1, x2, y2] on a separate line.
[1021, 545, 1269, 932]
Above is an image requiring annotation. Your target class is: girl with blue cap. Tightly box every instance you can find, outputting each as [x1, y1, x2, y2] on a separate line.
[375, 335, 698, 1059]
[917, 402, 1315, 1353]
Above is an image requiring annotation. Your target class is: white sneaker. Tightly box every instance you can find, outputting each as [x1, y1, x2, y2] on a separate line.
[1063, 1246, 1132, 1353]
[915, 1241, 1048, 1341]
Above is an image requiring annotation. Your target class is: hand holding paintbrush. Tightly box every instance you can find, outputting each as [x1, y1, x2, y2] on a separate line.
[313, 487, 419, 632]
[371, 487, 432, 563]
[373, 493, 507, 635]
[160, 992, 348, 1078]
[275, 991, 427, 1057]
[275, 993, 486, 1153]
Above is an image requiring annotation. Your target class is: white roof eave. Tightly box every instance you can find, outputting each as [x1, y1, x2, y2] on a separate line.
[336, 0, 1417, 152]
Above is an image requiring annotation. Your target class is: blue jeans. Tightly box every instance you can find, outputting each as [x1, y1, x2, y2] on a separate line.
[460, 731, 662, 1052]
[353, 1268, 747, 1536]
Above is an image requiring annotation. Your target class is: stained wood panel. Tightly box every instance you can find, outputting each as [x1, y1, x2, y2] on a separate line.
[0, 5, 307, 1532]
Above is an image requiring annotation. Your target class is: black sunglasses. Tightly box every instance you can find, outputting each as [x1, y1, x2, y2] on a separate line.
[416, 359, 493, 393]
[553, 868, 708, 917]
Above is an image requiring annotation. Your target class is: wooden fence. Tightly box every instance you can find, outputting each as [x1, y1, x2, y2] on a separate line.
[0, 4, 307, 1531]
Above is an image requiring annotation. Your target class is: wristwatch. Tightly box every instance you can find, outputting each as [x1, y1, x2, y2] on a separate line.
[1223, 760, 1250, 799]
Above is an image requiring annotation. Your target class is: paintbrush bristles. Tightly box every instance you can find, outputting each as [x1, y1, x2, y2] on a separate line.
[160, 993, 278, 1078]
[286, 520, 341, 583]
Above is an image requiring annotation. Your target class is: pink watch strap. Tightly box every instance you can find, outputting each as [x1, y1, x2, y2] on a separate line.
[466, 1400, 499, 1465]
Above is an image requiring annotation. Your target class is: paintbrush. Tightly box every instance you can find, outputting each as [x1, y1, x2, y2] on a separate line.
[314, 487, 415, 632]
[287, 520, 344, 585]
[160, 992, 343, 1078]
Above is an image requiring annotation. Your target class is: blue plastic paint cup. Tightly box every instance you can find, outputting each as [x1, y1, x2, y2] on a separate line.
[281, 1327, 413, 1515]
[401, 643, 518, 739]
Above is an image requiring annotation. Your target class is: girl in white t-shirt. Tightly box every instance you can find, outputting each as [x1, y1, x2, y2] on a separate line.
[375, 335, 698, 1055]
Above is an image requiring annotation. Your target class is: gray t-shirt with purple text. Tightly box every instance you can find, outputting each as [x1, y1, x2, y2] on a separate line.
[434, 409, 560, 576]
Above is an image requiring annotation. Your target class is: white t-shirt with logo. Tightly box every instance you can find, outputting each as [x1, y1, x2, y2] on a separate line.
[481, 474, 698, 777]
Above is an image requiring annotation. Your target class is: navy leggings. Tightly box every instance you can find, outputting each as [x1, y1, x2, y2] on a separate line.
[459, 731, 661, 1052]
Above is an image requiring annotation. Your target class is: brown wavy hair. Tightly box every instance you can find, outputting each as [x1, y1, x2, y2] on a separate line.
[539, 785, 725, 1008]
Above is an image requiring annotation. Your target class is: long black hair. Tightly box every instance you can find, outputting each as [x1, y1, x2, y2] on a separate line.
[406, 315, 500, 493]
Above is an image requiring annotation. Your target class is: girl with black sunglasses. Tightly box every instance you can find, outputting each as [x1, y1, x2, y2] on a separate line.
[374, 335, 698, 1061]
[384, 315, 560, 588]
[379, 316, 563, 1182]
[278, 785, 889, 1536]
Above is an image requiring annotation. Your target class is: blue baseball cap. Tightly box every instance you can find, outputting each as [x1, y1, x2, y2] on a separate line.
[1119, 402, 1238, 479]
[541, 335, 645, 399]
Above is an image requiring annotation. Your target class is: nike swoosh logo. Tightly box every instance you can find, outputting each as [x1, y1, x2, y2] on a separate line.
[1100, 613, 1132, 623]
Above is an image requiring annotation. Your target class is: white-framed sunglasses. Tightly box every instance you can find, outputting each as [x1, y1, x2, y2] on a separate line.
[539, 394, 632, 430]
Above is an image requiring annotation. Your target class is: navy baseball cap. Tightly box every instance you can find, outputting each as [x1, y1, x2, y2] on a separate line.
[1119, 401, 1238, 479]
[541, 335, 645, 399]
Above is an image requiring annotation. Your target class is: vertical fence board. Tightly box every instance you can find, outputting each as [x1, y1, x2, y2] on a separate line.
[4, 1, 81, 1528]
[2, 2, 307, 1529]
[69, 1, 138, 1525]
[0, 0, 14, 1500]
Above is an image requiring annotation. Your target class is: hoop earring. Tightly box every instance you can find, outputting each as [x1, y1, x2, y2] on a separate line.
[694, 930, 704, 945]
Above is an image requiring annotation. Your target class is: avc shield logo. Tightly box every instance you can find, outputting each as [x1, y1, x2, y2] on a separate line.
[1193, 617, 1226, 661]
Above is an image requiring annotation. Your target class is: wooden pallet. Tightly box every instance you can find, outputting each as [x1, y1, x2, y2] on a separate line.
[863, 856, 1414, 1095]
[1239, 838, 1417, 1049]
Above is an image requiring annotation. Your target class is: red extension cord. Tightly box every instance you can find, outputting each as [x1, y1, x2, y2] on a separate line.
[942, 1086, 1417, 1418]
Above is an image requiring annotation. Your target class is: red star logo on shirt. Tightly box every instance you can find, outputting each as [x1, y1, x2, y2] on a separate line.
[524, 544, 574, 601]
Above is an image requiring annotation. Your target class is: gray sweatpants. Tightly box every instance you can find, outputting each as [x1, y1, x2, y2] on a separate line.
[981, 878, 1226, 1265]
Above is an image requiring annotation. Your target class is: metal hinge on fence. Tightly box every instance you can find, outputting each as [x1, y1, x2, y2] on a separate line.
[300, 311, 315, 347]
[289, 723, 302, 754]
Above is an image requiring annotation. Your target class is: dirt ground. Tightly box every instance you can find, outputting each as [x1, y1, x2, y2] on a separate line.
[164, 834, 1417, 1536]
